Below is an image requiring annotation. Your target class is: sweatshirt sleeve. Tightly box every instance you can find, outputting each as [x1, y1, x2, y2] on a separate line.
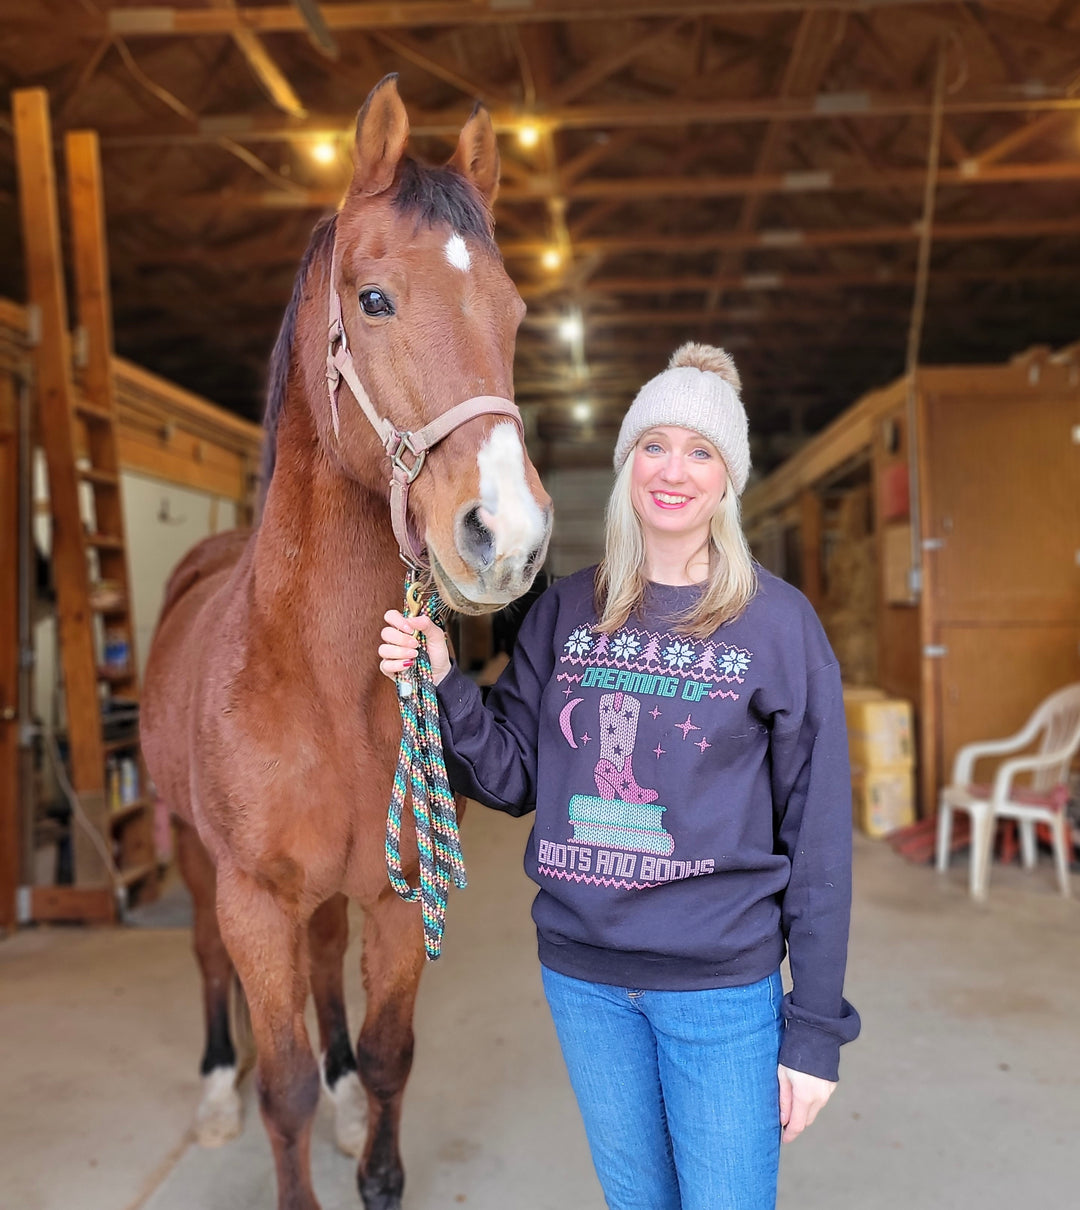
[434, 592, 557, 818]
[770, 659, 861, 1081]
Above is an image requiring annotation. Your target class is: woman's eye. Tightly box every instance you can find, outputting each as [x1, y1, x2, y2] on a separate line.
[691, 448, 712, 459]
[643, 442, 664, 454]
[358, 288, 394, 318]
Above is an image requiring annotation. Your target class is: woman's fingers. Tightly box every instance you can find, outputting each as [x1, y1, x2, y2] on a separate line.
[378, 610, 451, 685]
[777, 1065, 836, 1143]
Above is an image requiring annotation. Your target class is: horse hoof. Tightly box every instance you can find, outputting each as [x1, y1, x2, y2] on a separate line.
[327, 1070, 367, 1158]
[195, 1066, 243, 1147]
[358, 1173, 403, 1210]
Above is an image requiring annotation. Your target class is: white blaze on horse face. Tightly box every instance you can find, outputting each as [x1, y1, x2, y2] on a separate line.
[476, 422, 546, 563]
[444, 233, 470, 273]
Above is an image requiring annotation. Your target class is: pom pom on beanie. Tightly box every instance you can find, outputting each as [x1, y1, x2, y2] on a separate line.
[613, 342, 751, 495]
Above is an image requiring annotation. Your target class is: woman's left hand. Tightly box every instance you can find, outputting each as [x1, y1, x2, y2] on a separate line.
[777, 1064, 836, 1143]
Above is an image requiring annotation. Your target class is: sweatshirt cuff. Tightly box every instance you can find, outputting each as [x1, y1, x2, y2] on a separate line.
[779, 996, 861, 1082]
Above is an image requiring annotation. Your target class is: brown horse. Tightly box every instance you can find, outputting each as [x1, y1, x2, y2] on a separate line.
[140, 75, 552, 1210]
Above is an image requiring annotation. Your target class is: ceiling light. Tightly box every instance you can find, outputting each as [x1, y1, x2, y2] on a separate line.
[572, 400, 592, 422]
[517, 123, 541, 149]
[541, 247, 562, 271]
[310, 140, 336, 165]
[558, 315, 583, 343]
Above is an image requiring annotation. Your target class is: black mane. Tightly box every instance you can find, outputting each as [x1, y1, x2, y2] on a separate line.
[255, 157, 498, 520]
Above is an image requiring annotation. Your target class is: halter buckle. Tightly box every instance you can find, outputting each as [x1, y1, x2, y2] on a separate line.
[387, 431, 427, 484]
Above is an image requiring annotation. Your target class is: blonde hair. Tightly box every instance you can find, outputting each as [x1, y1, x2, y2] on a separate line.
[594, 453, 758, 639]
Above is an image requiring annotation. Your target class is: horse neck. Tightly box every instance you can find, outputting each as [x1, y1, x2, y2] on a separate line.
[253, 394, 402, 659]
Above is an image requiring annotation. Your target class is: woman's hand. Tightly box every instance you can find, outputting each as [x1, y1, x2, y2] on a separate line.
[378, 610, 451, 686]
[777, 1065, 836, 1143]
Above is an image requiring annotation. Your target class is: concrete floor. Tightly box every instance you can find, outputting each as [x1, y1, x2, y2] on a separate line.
[1, 810, 1077, 1210]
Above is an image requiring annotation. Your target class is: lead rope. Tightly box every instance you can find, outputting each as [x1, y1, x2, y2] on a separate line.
[386, 575, 468, 960]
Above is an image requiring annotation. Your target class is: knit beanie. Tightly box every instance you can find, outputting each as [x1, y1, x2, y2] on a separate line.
[613, 342, 751, 495]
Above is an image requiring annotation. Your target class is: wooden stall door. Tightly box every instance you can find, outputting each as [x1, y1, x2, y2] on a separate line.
[936, 624, 1080, 786]
[923, 391, 1080, 624]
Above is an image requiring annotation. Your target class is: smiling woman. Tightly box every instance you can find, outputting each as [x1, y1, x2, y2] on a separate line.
[377, 338, 860, 1210]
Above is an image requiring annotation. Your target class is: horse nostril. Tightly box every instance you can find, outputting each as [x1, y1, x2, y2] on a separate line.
[460, 506, 495, 571]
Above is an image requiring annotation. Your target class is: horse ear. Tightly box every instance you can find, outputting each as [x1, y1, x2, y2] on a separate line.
[351, 74, 409, 197]
[449, 101, 500, 207]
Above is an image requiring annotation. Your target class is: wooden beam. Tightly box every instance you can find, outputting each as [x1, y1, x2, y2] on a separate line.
[12, 89, 109, 884]
[799, 488, 824, 609]
[973, 111, 1073, 168]
[0, 369, 19, 931]
[501, 215, 1080, 257]
[105, 155, 1080, 213]
[95, 89, 1080, 145]
[208, 0, 307, 117]
[549, 18, 688, 106]
[66, 129, 140, 672]
[67, 1, 958, 38]
[27, 884, 116, 924]
[370, 29, 513, 103]
[519, 262, 1080, 300]
[707, 7, 847, 308]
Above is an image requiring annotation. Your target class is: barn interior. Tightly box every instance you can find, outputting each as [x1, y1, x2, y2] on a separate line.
[1, 3, 1078, 1209]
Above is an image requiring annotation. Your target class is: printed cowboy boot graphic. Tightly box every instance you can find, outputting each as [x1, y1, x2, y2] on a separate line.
[594, 691, 659, 804]
[566, 691, 675, 857]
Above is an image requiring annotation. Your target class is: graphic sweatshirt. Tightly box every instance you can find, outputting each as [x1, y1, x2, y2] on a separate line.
[436, 565, 860, 1081]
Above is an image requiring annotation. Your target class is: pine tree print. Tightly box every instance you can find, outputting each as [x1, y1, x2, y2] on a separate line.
[641, 634, 662, 670]
[592, 633, 611, 659]
[693, 642, 717, 676]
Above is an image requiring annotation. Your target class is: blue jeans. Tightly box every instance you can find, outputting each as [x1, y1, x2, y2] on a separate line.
[541, 966, 782, 1210]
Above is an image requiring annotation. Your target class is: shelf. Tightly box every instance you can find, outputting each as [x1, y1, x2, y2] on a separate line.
[79, 467, 119, 487]
[74, 398, 113, 424]
[103, 734, 139, 755]
[116, 862, 157, 889]
[85, 532, 124, 551]
[109, 799, 152, 829]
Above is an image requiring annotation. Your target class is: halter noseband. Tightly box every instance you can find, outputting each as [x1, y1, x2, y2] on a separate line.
[324, 245, 523, 569]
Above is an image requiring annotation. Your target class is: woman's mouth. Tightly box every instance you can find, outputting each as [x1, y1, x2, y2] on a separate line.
[651, 492, 691, 509]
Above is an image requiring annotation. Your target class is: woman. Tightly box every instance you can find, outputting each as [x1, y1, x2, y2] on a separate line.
[379, 343, 860, 1210]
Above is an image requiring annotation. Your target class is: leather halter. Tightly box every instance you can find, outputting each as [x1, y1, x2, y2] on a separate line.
[324, 246, 524, 568]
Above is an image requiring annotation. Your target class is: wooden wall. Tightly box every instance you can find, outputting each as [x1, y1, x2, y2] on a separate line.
[743, 349, 1080, 818]
[0, 299, 262, 927]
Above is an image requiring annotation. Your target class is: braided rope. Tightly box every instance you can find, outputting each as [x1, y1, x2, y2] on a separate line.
[385, 576, 467, 960]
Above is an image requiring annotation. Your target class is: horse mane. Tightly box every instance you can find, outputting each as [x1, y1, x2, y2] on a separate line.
[256, 212, 338, 517]
[254, 157, 498, 521]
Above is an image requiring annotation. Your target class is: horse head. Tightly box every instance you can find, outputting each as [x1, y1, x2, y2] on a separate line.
[304, 74, 552, 614]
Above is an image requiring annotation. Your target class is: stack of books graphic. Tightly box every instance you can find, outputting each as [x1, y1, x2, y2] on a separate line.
[568, 794, 675, 856]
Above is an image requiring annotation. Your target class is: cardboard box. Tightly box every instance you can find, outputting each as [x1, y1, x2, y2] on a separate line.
[851, 764, 915, 838]
[843, 690, 913, 768]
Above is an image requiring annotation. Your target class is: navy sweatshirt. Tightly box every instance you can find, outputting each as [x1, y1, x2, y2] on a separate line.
[436, 565, 860, 1081]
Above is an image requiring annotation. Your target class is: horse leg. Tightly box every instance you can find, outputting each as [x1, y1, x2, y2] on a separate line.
[354, 891, 426, 1210]
[217, 864, 322, 1210]
[175, 819, 244, 1146]
[309, 893, 366, 1158]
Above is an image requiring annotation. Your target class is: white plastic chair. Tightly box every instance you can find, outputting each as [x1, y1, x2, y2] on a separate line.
[936, 683, 1080, 900]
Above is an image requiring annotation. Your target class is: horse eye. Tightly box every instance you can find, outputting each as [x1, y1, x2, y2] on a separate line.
[358, 288, 394, 318]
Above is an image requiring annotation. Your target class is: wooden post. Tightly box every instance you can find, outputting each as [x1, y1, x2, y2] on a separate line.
[0, 370, 19, 929]
[13, 89, 110, 888]
[66, 130, 159, 899]
[798, 488, 823, 610]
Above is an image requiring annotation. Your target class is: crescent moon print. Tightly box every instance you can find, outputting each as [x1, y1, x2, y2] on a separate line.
[559, 698, 583, 748]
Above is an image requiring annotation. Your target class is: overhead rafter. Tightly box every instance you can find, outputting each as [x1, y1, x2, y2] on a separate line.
[94, 88, 1080, 145]
[209, 0, 308, 117]
[62, 1, 974, 39]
